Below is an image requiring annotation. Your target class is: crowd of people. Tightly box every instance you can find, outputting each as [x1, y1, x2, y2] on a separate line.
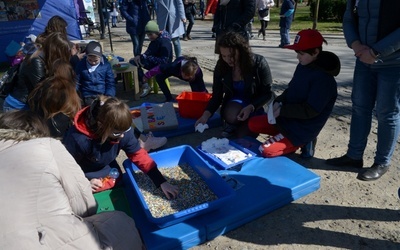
[1, 0, 400, 248]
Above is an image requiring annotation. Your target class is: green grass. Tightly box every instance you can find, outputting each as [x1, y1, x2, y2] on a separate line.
[253, 4, 343, 33]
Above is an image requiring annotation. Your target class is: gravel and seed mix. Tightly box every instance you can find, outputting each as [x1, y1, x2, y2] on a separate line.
[133, 163, 218, 218]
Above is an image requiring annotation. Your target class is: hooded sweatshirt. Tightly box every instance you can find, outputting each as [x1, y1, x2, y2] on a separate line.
[274, 51, 340, 146]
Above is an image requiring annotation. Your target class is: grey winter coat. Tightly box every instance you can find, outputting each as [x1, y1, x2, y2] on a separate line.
[156, 0, 186, 38]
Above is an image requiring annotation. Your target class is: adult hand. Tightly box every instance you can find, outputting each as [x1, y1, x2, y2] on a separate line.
[237, 105, 253, 121]
[357, 48, 376, 65]
[351, 40, 369, 56]
[76, 52, 85, 60]
[90, 178, 103, 192]
[160, 182, 179, 199]
[195, 111, 211, 127]
[143, 76, 148, 83]
[133, 55, 141, 66]
[182, 18, 187, 23]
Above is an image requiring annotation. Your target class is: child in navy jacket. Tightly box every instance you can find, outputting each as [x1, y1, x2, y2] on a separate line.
[75, 41, 116, 106]
[248, 29, 340, 158]
[144, 56, 207, 101]
[130, 20, 173, 97]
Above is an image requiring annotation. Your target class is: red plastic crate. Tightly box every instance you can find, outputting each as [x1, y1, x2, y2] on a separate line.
[176, 92, 212, 119]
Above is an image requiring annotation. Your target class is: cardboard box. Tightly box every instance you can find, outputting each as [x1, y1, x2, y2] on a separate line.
[140, 102, 178, 132]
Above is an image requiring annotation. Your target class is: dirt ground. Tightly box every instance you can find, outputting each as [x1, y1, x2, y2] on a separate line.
[88, 19, 398, 249]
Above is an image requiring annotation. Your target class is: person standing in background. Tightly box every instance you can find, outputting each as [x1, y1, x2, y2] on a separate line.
[278, 0, 295, 48]
[199, 0, 205, 19]
[98, 0, 111, 39]
[183, 0, 196, 41]
[119, 0, 151, 57]
[110, 0, 119, 27]
[212, 0, 255, 53]
[256, 0, 274, 41]
[326, 0, 400, 181]
[156, 0, 187, 58]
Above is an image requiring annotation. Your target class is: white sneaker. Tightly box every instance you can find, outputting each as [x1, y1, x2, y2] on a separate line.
[139, 132, 167, 151]
[140, 85, 152, 98]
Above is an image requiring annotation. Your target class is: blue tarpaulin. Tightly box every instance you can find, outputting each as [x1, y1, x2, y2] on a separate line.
[0, 0, 83, 63]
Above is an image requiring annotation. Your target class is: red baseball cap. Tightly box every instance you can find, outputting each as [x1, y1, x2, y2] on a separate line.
[284, 29, 324, 51]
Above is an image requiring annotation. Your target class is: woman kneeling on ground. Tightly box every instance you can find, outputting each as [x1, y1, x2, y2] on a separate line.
[195, 32, 274, 138]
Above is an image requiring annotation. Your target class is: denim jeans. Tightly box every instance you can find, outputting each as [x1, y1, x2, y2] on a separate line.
[347, 60, 400, 165]
[129, 32, 146, 57]
[171, 37, 181, 58]
[279, 26, 290, 46]
[111, 16, 117, 26]
[184, 13, 195, 36]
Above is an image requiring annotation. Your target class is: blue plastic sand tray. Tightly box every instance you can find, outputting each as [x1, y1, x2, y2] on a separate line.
[123, 145, 236, 228]
[122, 154, 320, 250]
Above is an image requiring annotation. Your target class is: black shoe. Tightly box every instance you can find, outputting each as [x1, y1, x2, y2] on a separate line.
[300, 138, 317, 159]
[325, 155, 363, 168]
[357, 163, 389, 181]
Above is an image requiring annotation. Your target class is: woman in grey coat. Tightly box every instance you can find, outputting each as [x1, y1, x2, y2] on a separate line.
[156, 0, 187, 58]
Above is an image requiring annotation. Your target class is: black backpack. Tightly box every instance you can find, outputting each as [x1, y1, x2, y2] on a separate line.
[0, 63, 20, 99]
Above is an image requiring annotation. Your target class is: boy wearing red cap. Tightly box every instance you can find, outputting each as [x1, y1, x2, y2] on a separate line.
[248, 29, 340, 158]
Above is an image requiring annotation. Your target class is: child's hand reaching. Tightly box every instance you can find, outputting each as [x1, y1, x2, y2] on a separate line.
[90, 178, 103, 192]
[160, 182, 179, 199]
